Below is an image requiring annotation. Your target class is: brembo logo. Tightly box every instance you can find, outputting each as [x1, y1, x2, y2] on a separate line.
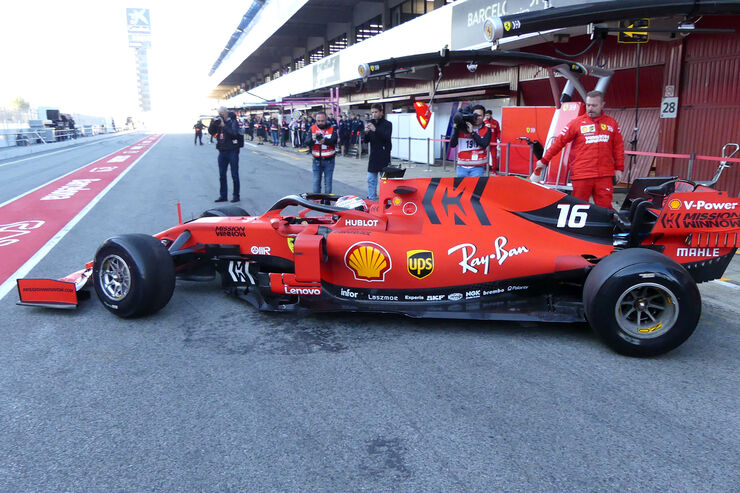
[284, 286, 321, 296]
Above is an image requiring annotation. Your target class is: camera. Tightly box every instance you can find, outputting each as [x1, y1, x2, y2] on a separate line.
[453, 105, 477, 127]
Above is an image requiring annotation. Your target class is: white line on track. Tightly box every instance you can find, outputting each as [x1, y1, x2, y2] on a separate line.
[245, 142, 258, 148]
[0, 134, 131, 168]
[0, 136, 163, 301]
[0, 143, 135, 209]
[712, 279, 740, 290]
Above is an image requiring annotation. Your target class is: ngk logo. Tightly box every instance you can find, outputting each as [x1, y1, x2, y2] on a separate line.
[284, 286, 321, 296]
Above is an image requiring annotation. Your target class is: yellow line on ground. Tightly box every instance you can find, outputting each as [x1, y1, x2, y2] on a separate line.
[719, 277, 732, 281]
[275, 151, 301, 161]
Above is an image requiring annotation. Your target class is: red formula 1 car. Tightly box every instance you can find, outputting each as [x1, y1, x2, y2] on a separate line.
[18, 163, 739, 356]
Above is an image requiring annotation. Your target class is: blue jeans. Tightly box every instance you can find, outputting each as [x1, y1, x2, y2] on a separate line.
[367, 171, 379, 201]
[312, 157, 335, 194]
[218, 150, 240, 199]
[270, 130, 279, 145]
[456, 165, 485, 178]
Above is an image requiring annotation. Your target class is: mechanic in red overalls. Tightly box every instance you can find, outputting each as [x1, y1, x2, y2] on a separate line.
[483, 110, 501, 174]
[535, 90, 624, 208]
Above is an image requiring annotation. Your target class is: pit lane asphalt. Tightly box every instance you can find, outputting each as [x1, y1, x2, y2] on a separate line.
[1, 133, 738, 491]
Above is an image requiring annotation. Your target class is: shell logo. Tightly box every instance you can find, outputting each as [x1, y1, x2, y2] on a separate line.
[345, 241, 392, 282]
[668, 199, 681, 210]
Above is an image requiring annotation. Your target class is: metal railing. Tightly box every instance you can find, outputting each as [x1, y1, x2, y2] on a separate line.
[0, 127, 116, 149]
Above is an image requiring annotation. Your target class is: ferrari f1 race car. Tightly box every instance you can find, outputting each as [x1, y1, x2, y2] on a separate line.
[18, 164, 739, 356]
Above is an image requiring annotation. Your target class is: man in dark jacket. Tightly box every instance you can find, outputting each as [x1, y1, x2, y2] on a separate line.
[338, 114, 350, 156]
[208, 107, 241, 203]
[193, 120, 205, 145]
[350, 114, 364, 151]
[363, 103, 392, 201]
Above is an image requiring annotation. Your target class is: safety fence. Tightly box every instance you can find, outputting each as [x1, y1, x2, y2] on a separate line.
[0, 127, 118, 149]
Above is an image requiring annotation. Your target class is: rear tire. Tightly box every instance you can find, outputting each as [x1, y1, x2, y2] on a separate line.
[583, 249, 701, 357]
[93, 234, 175, 318]
[200, 206, 250, 218]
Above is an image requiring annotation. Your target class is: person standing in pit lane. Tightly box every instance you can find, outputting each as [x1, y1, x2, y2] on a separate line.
[310, 111, 338, 194]
[208, 106, 241, 203]
[338, 114, 350, 156]
[350, 113, 364, 154]
[483, 110, 501, 175]
[193, 119, 205, 145]
[244, 116, 254, 141]
[450, 105, 492, 178]
[270, 117, 279, 146]
[280, 117, 290, 147]
[363, 103, 392, 201]
[534, 90, 624, 208]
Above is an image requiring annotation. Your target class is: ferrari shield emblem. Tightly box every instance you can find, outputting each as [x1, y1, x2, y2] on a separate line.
[287, 237, 295, 253]
[407, 250, 434, 279]
[504, 21, 511, 31]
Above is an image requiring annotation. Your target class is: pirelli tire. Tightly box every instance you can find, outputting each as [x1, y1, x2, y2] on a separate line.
[93, 234, 176, 318]
[583, 248, 701, 357]
[200, 206, 251, 218]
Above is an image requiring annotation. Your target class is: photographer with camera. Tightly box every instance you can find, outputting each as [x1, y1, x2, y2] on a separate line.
[310, 111, 338, 194]
[208, 106, 242, 203]
[363, 103, 392, 201]
[449, 104, 492, 178]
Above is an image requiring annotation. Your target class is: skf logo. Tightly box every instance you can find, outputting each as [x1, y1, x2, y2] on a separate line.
[287, 237, 295, 253]
[504, 21, 511, 31]
[600, 123, 607, 130]
[580, 124, 596, 134]
[345, 242, 391, 282]
[668, 199, 682, 210]
[407, 250, 434, 279]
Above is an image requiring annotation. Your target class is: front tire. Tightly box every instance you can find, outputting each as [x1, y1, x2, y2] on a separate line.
[200, 206, 251, 218]
[93, 234, 175, 318]
[583, 249, 701, 357]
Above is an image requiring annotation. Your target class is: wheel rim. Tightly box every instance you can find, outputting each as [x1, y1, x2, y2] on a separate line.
[615, 282, 678, 339]
[99, 254, 131, 300]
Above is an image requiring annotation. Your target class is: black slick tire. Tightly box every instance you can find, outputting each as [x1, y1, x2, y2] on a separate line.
[200, 206, 251, 218]
[93, 234, 175, 318]
[583, 248, 701, 357]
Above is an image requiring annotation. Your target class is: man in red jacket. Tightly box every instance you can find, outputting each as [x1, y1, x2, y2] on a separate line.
[534, 91, 624, 208]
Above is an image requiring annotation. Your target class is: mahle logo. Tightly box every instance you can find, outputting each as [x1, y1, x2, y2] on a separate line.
[407, 250, 434, 279]
[668, 199, 681, 210]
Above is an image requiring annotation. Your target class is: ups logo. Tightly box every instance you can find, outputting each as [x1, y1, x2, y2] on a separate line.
[407, 250, 434, 279]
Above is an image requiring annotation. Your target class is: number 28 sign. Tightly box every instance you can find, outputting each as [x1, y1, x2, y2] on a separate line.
[660, 97, 679, 119]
